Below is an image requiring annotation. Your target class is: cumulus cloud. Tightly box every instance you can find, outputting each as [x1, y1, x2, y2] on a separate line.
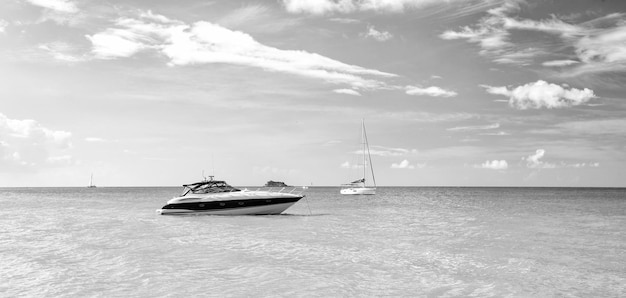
[478, 160, 508, 170]
[282, 0, 449, 15]
[86, 11, 396, 90]
[362, 25, 393, 41]
[523, 149, 555, 169]
[391, 159, 425, 169]
[406, 86, 458, 97]
[482, 80, 596, 109]
[0, 113, 73, 171]
[333, 89, 361, 96]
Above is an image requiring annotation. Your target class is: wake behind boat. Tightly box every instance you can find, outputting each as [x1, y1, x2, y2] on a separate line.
[156, 176, 305, 215]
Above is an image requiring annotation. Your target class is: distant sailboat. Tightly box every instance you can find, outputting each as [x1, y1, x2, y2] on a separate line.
[88, 174, 96, 188]
[341, 120, 376, 195]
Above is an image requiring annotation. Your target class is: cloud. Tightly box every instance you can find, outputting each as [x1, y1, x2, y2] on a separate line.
[391, 159, 425, 169]
[362, 25, 393, 41]
[479, 131, 510, 136]
[566, 162, 600, 168]
[282, 0, 451, 15]
[0, 20, 7, 34]
[482, 80, 596, 109]
[523, 149, 555, 169]
[554, 119, 626, 135]
[406, 86, 458, 97]
[253, 166, 298, 176]
[86, 28, 151, 59]
[85, 137, 105, 142]
[0, 113, 73, 171]
[25, 0, 78, 13]
[340, 161, 360, 169]
[358, 146, 418, 157]
[440, 1, 626, 79]
[478, 160, 508, 170]
[217, 4, 270, 28]
[217, 3, 301, 34]
[38, 42, 86, 62]
[447, 123, 499, 131]
[86, 11, 396, 90]
[542, 60, 579, 67]
[439, 1, 519, 59]
[379, 111, 476, 123]
[333, 89, 361, 96]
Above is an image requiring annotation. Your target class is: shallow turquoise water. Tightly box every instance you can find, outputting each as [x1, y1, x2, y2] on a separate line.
[1, 187, 624, 297]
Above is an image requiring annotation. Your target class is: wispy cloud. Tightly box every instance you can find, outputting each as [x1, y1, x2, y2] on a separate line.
[84, 137, 105, 142]
[253, 166, 298, 176]
[447, 123, 499, 131]
[555, 119, 626, 135]
[482, 80, 596, 109]
[477, 159, 508, 170]
[86, 11, 396, 91]
[217, 3, 301, 34]
[26, 0, 78, 13]
[0, 112, 73, 170]
[440, 0, 626, 80]
[38, 42, 86, 62]
[362, 25, 393, 41]
[282, 0, 459, 15]
[542, 60, 579, 67]
[379, 111, 476, 123]
[406, 85, 458, 97]
[358, 146, 418, 157]
[333, 89, 361, 96]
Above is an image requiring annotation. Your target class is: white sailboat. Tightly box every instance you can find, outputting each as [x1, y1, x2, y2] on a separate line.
[341, 120, 376, 195]
[88, 174, 96, 188]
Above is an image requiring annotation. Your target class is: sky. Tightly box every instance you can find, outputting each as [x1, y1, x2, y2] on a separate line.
[1, 0, 625, 187]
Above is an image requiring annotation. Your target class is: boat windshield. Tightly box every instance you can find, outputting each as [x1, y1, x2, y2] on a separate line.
[181, 180, 240, 195]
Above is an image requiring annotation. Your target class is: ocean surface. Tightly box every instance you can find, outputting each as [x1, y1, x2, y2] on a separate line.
[1, 187, 624, 297]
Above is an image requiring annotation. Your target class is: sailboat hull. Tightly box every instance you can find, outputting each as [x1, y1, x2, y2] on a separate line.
[340, 187, 376, 195]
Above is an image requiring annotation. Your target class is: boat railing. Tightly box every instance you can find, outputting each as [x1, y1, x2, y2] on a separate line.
[244, 186, 307, 196]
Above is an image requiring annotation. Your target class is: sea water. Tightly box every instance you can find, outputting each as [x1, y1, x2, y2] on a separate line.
[1, 187, 624, 297]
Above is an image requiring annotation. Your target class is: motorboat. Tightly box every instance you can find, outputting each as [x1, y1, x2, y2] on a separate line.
[341, 119, 376, 195]
[156, 176, 305, 215]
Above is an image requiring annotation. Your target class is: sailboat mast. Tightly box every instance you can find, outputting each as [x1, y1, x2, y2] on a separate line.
[362, 119, 366, 182]
[363, 121, 376, 187]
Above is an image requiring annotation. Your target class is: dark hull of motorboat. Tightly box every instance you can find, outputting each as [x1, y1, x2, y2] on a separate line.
[158, 196, 303, 215]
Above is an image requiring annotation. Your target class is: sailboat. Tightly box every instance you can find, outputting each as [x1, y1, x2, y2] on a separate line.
[87, 174, 96, 188]
[341, 120, 376, 195]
